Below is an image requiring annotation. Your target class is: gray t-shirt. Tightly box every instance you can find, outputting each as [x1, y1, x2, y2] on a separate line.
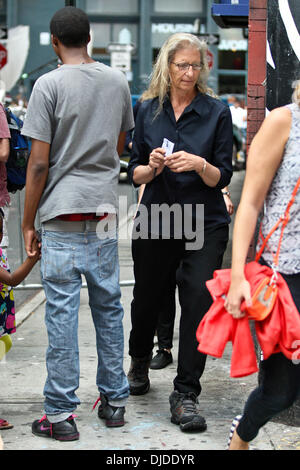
[22, 61, 134, 223]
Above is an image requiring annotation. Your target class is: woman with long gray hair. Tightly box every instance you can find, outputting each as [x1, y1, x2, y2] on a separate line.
[127, 33, 233, 432]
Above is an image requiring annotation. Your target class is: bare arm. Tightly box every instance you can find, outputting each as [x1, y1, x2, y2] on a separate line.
[22, 139, 50, 257]
[0, 138, 10, 162]
[0, 243, 40, 287]
[117, 131, 126, 156]
[133, 165, 156, 185]
[222, 186, 234, 215]
[225, 106, 292, 317]
[137, 184, 146, 204]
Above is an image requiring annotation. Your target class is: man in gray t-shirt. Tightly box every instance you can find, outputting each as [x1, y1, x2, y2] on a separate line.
[21, 7, 134, 441]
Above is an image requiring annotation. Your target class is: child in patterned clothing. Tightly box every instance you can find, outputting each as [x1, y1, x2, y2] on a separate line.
[0, 208, 40, 432]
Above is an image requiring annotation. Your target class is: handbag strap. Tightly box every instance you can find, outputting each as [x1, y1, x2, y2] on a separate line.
[255, 176, 300, 266]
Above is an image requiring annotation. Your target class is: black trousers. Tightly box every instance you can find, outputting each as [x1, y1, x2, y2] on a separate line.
[156, 277, 176, 350]
[129, 225, 229, 396]
[237, 270, 300, 442]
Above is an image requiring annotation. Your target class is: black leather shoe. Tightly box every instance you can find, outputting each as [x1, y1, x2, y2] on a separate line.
[169, 391, 207, 432]
[127, 354, 152, 395]
[97, 394, 125, 427]
[32, 414, 79, 441]
[150, 349, 173, 369]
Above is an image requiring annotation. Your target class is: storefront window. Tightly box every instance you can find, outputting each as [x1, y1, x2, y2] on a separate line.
[112, 24, 138, 46]
[90, 23, 138, 55]
[219, 50, 246, 70]
[90, 23, 110, 54]
[218, 75, 246, 95]
[86, 0, 138, 15]
[154, 0, 203, 13]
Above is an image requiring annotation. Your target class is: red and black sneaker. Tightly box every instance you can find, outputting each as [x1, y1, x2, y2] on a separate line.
[32, 414, 79, 441]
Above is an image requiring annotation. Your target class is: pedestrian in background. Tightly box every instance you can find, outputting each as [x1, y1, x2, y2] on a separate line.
[21, 6, 134, 441]
[225, 81, 300, 450]
[0, 100, 13, 434]
[126, 105, 176, 371]
[127, 32, 233, 432]
[0, 103, 11, 266]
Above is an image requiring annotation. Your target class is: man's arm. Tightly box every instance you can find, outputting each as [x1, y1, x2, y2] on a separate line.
[0, 138, 10, 162]
[22, 139, 50, 257]
[117, 131, 126, 156]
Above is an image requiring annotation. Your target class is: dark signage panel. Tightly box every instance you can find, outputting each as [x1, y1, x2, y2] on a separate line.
[267, 0, 300, 110]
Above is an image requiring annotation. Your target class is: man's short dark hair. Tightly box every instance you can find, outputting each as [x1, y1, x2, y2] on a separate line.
[50, 6, 90, 48]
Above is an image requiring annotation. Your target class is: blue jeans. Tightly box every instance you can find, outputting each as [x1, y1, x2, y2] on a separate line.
[40, 224, 129, 423]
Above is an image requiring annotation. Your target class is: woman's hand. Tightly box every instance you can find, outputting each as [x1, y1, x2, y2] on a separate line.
[164, 151, 203, 173]
[224, 277, 252, 319]
[223, 193, 234, 215]
[149, 147, 166, 177]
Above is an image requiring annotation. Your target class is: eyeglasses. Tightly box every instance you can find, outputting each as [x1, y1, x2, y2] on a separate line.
[171, 62, 203, 71]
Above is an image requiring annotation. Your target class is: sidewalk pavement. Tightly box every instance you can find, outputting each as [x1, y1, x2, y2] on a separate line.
[1, 170, 300, 452]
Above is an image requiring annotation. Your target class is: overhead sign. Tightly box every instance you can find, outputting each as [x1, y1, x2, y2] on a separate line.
[110, 51, 131, 72]
[106, 43, 136, 54]
[0, 44, 7, 69]
[197, 33, 220, 45]
[219, 39, 248, 50]
[152, 23, 195, 34]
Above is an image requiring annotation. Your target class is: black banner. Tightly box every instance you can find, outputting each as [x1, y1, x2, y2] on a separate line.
[267, 0, 300, 110]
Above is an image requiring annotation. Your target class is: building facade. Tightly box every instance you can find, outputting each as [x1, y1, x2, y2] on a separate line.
[3, 0, 248, 98]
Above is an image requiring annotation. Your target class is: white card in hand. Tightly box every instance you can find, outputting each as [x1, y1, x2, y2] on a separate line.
[162, 138, 175, 156]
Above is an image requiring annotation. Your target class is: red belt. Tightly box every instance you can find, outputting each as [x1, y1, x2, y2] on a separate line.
[57, 213, 108, 221]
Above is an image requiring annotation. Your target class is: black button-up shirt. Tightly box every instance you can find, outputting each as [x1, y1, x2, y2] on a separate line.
[128, 92, 233, 235]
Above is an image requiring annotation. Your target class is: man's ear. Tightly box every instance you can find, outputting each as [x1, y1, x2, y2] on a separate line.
[51, 34, 59, 48]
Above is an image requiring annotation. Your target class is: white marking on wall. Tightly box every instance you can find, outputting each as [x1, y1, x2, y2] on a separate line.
[279, 0, 300, 60]
[267, 40, 276, 69]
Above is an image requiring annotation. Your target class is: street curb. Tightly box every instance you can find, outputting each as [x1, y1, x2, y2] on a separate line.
[15, 290, 46, 328]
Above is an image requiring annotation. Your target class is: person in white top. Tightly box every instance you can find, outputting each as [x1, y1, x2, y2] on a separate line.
[225, 81, 300, 450]
[230, 97, 247, 131]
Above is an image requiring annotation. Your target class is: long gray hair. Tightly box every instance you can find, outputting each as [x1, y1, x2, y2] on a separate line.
[292, 79, 300, 107]
[141, 33, 213, 115]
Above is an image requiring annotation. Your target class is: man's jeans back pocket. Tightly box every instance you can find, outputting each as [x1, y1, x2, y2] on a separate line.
[42, 237, 75, 283]
[98, 239, 118, 279]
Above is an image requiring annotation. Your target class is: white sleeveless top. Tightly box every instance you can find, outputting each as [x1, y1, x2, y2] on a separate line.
[258, 103, 300, 274]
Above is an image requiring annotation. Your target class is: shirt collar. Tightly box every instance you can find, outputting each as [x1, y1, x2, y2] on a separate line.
[163, 92, 209, 118]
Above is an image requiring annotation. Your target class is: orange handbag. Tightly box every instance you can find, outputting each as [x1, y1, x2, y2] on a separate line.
[241, 176, 300, 321]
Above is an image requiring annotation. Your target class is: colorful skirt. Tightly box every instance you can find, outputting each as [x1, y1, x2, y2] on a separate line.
[0, 248, 15, 338]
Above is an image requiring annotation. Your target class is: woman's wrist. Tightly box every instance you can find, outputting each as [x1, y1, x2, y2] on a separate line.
[230, 266, 246, 283]
[133, 165, 156, 185]
[196, 157, 207, 176]
[147, 164, 157, 180]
